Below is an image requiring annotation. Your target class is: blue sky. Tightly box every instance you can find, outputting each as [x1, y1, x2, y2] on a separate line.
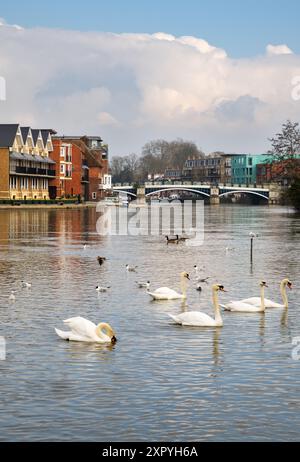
[1, 0, 300, 57]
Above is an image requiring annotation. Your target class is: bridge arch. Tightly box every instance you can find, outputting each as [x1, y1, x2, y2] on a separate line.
[145, 188, 210, 198]
[113, 189, 137, 198]
[219, 190, 269, 200]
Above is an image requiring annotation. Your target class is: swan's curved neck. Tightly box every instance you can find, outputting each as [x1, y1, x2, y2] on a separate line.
[96, 323, 114, 340]
[280, 282, 288, 308]
[212, 289, 223, 325]
[260, 285, 266, 311]
[180, 275, 187, 298]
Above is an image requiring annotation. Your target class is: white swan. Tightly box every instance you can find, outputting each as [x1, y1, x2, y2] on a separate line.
[221, 281, 268, 313]
[55, 316, 117, 344]
[168, 284, 226, 327]
[147, 272, 190, 300]
[239, 278, 292, 308]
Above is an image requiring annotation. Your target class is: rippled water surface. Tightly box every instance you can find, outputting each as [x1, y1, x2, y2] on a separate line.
[0, 205, 300, 441]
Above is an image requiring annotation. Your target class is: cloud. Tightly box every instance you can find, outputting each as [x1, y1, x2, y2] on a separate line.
[266, 44, 293, 56]
[0, 20, 300, 155]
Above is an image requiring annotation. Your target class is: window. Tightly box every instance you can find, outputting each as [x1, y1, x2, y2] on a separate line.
[248, 158, 253, 166]
[60, 146, 66, 158]
[10, 176, 17, 189]
[92, 192, 97, 200]
[60, 164, 65, 174]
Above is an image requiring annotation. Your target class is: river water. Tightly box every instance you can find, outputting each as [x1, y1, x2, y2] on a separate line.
[0, 205, 299, 442]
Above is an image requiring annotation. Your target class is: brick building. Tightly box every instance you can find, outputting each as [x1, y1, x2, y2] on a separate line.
[50, 135, 111, 201]
[50, 138, 89, 200]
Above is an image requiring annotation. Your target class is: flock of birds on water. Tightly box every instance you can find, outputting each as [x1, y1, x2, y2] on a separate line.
[8, 232, 293, 344]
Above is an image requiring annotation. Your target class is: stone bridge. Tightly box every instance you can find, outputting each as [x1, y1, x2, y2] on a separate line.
[112, 182, 282, 205]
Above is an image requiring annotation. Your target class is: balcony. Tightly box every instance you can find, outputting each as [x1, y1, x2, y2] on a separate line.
[12, 166, 56, 177]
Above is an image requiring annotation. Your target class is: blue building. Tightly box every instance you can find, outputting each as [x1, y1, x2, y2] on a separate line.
[231, 154, 270, 185]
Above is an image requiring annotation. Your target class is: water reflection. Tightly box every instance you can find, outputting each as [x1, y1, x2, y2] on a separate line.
[0, 205, 300, 442]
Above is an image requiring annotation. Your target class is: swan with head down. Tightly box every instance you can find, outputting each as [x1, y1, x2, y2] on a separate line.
[168, 284, 226, 327]
[55, 316, 117, 344]
[147, 272, 190, 300]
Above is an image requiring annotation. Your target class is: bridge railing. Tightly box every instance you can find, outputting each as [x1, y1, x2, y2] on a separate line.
[113, 181, 269, 190]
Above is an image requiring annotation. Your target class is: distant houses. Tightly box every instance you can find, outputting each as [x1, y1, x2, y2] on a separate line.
[0, 124, 112, 202]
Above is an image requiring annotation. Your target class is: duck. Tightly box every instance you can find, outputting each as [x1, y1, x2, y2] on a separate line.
[126, 264, 138, 272]
[21, 281, 32, 288]
[9, 291, 16, 301]
[96, 286, 111, 292]
[168, 284, 226, 327]
[136, 281, 150, 289]
[194, 265, 209, 283]
[239, 278, 292, 309]
[97, 256, 107, 266]
[221, 281, 268, 313]
[55, 316, 117, 344]
[165, 235, 179, 244]
[147, 272, 190, 300]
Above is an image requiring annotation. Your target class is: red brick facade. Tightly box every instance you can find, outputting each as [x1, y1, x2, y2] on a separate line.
[49, 136, 111, 201]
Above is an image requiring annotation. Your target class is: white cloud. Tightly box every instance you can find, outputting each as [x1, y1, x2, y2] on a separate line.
[0, 20, 299, 155]
[266, 44, 293, 56]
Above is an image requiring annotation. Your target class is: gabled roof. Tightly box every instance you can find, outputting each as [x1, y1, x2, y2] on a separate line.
[31, 129, 42, 145]
[40, 129, 51, 145]
[0, 124, 20, 148]
[20, 126, 31, 142]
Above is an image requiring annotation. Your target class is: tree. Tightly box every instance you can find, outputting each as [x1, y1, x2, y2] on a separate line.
[138, 138, 204, 180]
[268, 120, 300, 182]
[268, 120, 300, 210]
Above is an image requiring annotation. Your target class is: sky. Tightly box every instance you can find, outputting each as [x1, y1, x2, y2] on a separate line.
[0, 0, 300, 155]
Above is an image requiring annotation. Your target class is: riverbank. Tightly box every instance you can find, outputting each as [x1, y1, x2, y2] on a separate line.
[0, 202, 97, 210]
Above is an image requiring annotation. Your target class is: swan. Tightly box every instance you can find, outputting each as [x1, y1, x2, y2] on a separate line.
[249, 232, 259, 238]
[239, 278, 292, 308]
[126, 264, 137, 272]
[55, 317, 117, 344]
[221, 281, 268, 313]
[168, 284, 226, 327]
[147, 272, 190, 300]
[136, 281, 150, 289]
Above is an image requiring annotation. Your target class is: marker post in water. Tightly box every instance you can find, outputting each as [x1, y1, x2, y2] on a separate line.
[249, 232, 258, 263]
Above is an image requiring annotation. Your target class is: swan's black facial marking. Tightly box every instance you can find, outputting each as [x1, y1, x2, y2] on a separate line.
[185, 273, 190, 280]
[218, 285, 226, 292]
[287, 281, 292, 289]
[111, 336, 117, 344]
